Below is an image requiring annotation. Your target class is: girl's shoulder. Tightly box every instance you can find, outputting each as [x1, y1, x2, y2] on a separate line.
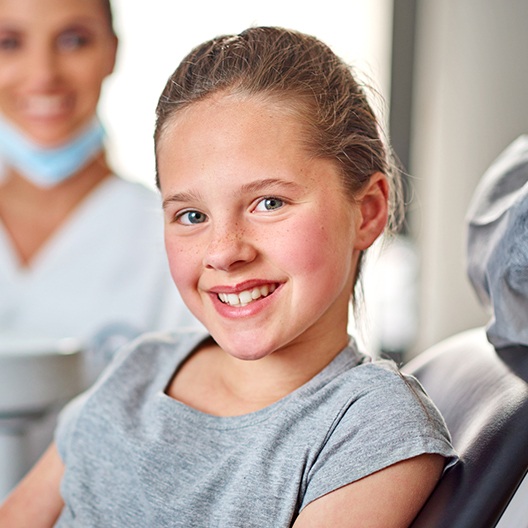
[304, 343, 449, 442]
[311, 340, 414, 399]
[109, 329, 209, 370]
[54, 329, 209, 462]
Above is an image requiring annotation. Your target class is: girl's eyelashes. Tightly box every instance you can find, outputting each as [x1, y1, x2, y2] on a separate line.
[253, 196, 285, 212]
[176, 210, 208, 225]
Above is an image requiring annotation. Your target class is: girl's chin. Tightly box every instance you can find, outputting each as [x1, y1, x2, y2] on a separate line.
[220, 345, 275, 362]
[214, 335, 279, 362]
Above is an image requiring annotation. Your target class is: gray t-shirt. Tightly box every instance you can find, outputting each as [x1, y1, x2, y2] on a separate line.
[55, 331, 457, 527]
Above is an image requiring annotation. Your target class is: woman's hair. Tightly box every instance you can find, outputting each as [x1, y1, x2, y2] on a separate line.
[99, 0, 115, 35]
[154, 26, 403, 235]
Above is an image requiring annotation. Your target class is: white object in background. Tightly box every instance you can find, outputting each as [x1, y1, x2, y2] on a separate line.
[0, 337, 85, 501]
[495, 471, 528, 528]
[360, 235, 419, 357]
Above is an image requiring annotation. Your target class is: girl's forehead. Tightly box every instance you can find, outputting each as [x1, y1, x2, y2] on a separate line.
[160, 103, 311, 179]
[158, 92, 314, 160]
[155, 92, 352, 201]
[157, 106, 347, 206]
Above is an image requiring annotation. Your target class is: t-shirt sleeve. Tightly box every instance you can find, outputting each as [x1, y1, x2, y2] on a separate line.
[301, 368, 458, 510]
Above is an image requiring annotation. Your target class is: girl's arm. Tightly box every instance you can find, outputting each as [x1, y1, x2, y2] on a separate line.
[293, 453, 444, 528]
[0, 442, 65, 528]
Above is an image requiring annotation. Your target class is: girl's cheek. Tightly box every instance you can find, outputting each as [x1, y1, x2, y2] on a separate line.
[282, 219, 337, 271]
[284, 214, 355, 292]
[165, 239, 195, 284]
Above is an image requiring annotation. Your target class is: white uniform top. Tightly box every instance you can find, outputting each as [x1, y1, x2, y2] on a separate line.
[0, 175, 198, 353]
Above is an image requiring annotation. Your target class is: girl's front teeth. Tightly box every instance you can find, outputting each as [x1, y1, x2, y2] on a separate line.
[218, 284, 277, 307]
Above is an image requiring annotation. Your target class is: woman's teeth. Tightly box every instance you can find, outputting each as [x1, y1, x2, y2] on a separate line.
[218, 284, 277, 307]
[25, 95, 67, 117]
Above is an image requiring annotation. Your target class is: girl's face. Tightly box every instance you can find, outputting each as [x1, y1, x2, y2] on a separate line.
[0, 0, 116, 147]
[158, 94, 366, 362]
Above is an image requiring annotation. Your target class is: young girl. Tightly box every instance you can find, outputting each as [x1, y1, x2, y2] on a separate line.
[0, 26, 457, 527]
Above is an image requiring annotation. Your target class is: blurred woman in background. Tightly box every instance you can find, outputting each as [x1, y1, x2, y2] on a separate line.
[0, 0, 197, 484]
[0, 0, 196, 357]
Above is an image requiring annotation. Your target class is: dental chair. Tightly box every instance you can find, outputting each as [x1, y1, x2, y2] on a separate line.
[404, 326, 528, 528]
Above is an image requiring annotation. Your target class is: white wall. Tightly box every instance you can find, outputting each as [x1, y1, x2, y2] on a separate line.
[409, 0, 528, 353]
[99, 0, 393, 189]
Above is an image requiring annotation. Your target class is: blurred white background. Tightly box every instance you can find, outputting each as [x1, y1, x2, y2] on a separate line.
[99, 0, 393, 189]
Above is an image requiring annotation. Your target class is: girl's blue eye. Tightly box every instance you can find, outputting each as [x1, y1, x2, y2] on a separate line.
[255, 197, 285, 212]
[178, 210, 207, 225]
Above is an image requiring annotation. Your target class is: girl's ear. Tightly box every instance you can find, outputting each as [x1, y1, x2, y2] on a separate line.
[354, 172, 389, 250]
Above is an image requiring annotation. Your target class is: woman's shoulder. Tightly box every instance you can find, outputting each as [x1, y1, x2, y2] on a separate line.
[106, 175, 159, 204]
[86, 175, 161, 218]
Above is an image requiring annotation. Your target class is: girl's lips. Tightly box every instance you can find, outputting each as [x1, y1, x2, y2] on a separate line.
[209, 282, 281, 319]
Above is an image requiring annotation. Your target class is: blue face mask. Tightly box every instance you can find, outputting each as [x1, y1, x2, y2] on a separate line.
[0, 116, 106, 188]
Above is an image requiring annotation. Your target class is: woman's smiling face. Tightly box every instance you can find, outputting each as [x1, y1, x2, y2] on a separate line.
[0, 0, 116, 146]
[158, 93, 362, 362]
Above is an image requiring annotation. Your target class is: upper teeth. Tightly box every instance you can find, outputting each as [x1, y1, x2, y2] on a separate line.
[218, 284, 277, 307]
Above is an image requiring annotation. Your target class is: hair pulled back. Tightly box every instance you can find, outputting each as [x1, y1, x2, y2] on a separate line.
[155, 26, 403, 233]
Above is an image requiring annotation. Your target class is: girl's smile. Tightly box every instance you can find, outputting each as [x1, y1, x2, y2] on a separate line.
[158, 93, 369, 364]
[214, 282, 279, 308]
[208, 281, 282, 323]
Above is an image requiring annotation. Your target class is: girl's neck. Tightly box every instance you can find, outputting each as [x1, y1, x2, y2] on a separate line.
[168, 329, 350, 417]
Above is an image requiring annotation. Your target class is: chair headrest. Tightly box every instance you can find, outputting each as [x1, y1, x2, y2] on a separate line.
[466, 135, 528, 349]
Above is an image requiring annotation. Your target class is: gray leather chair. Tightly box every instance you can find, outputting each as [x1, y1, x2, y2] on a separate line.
[404, 327, 528, 528]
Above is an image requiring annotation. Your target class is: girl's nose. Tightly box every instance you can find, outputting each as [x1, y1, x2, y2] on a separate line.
[203, 224, 257, 272]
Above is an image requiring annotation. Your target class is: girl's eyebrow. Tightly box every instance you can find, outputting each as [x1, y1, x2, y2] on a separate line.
[162, 190, 202, 210]
[162, 178, 303, 210]
[238, 178, 304, 195]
